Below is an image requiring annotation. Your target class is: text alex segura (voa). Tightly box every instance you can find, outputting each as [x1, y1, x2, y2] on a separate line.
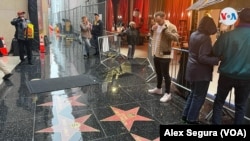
[164, 129, 218, 138]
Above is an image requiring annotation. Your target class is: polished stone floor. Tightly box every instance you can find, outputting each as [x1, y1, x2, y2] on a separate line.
[0, 34, 236, 141]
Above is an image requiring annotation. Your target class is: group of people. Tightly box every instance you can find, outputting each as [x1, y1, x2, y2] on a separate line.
[80, 13, 140, 60]
[80, 13, 104, 58]
[148, 9, 250, 125]
[1, 8, 250, 125]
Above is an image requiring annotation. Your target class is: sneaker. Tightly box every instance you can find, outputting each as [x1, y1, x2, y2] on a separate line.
[148, 88, 162, 95]
[160, 93, 172, 102]
[3, 73, 13, 80]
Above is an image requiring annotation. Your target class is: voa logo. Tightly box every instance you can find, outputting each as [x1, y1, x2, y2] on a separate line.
[220, 7, 238, 26]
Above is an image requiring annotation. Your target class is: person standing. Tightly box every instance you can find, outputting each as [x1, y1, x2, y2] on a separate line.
[91, 13, 103, 55]
[0, 60, 13, 80]
[181, 16, 219, 124]
[148, 11, 179, 102]
[80, 16, 92, 58]
[91, 13, 104, 56]
[11, 11, 33, 65]
[211, 8, 250, 125]
[119, 21, 139, 59]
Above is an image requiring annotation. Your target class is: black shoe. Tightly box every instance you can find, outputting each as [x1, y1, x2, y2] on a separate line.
[84, 55, 88, 59]
[3, 73, 13, 80]
[94, 52, 99, 56]
[28, 61, 33, 65]
[186, 120, 200, 125]
[19, 60, 25, 65]
[181, 116, 187, 123]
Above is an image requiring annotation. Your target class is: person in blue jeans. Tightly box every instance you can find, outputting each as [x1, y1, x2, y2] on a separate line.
[181, 15, 219, 124]
[212, 8, 250, 125]
[80, 16, 92, 58]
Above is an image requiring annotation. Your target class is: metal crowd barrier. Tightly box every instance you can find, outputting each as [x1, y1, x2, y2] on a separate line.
[98, 33, 127, 69]
[52, 2, 106, 35]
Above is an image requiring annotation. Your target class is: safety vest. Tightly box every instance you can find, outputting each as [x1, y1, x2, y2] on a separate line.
[24, 23, 34, 39]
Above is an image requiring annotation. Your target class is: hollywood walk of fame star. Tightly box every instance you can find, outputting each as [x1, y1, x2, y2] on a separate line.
[101, 106, 154, 131]
[36, 114, 99, 141]
[37, 95, 85, 107]
[131, 133, 160, 141]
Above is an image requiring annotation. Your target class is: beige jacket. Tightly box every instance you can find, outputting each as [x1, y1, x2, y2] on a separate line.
[151, 20, 179, 58]
[80, 22, 92, 39]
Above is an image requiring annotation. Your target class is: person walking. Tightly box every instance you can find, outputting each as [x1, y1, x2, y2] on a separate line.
[91, 13, 104, 56]
[181, 15, 219, 124]
[0, 60, 13, 80]
[148, 11, 179, 102]
[211, 8, 250, 125]
[80, 16, 92, 59]
[11, 11, 33, 65]
[119, 21, 139, 59]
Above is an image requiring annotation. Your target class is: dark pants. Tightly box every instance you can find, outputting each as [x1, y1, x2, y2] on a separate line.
[153, 56, 171, 93]
[18, 39, 32, 62]
[212, 75, 250, 124]
[182, 81, 210, 122]
[91, 35, 100, 54]
[127, 44, 135, 59]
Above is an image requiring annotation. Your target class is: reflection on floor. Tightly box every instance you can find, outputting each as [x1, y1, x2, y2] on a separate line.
[0, 34, 236, 141]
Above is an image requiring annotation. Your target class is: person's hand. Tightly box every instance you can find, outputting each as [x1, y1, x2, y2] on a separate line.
[152, 24, 158, 31]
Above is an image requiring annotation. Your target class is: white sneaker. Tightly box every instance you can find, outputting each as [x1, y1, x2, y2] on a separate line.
[160, 93, 172, 102]
[148, 88, 162, 95]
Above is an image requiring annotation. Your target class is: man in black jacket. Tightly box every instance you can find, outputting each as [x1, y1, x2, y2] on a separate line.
[119, 21, 139, 59]
[91, 13, 104, 56]
[11, 11, 33, 65]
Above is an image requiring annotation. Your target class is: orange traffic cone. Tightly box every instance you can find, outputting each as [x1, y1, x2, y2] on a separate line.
[39, 35, 45, 53]
[0, 37, 9, 56]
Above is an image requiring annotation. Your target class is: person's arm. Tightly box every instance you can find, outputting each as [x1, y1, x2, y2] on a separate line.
[198, 37, 220, 65]
[80, 23, 90, 31]
[11, 18, 20, 25]
[165, 24, 179, 42]
[213, 34, 225, 59]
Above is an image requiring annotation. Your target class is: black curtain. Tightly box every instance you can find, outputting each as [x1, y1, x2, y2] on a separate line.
[28, 0, 39, 51]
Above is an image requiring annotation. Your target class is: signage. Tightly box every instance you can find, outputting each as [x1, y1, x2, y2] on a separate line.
[220, 7, 238, 26]
[220, 7, 238, 25]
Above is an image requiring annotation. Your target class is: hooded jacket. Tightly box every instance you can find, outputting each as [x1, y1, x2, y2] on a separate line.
[185, 16, 219, 82]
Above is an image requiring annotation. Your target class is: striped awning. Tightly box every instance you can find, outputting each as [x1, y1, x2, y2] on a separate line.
[187, 0, 207, 11]
[187, 0, 249, 11]
[187, 0, 223, 11]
